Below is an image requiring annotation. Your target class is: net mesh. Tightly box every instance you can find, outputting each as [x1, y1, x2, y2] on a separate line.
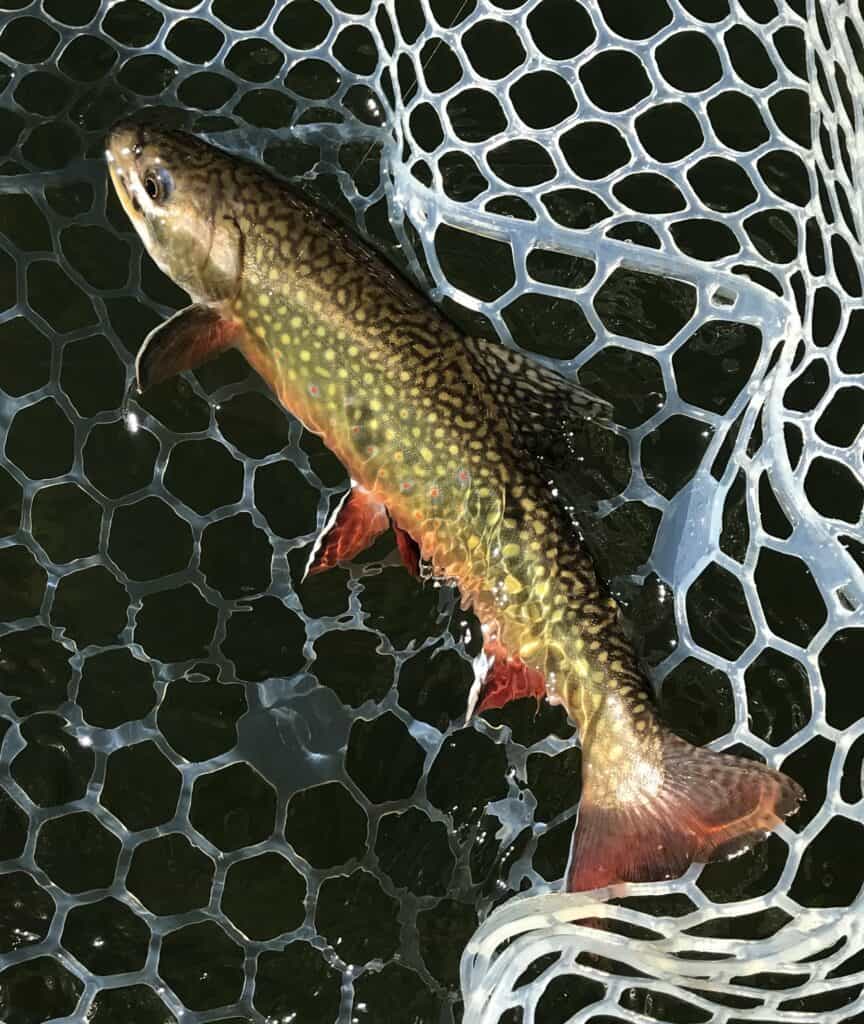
[0, 1, 862, 1022]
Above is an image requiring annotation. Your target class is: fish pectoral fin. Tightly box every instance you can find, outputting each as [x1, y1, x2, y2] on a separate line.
[136, 303, 245, 392]
[303, 485, 390, 580]
[462, 336, 613, 454]
[566, 727, 804, 892]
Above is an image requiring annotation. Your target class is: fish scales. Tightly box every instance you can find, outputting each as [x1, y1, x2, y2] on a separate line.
[106, 122, 803, 892]
[227, 160, 640, 726]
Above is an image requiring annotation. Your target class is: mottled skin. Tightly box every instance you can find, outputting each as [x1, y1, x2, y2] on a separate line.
[107, 123, 802, 889]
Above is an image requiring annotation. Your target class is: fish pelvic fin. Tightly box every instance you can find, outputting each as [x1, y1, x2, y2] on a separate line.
[566, 726, 804, 892]
[136, 303, 245, 392]
[304, 485, 422, 580]
[304, 486, 390, 580]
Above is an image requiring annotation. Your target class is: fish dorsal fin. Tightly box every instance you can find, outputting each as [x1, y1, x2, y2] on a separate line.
[136, 303, 245, 392]
[462, 337, 612, 456]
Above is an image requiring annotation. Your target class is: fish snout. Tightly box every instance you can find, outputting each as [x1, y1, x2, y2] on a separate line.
[105, 120, 150, 218]
[105, 120, 149, 190]
[106, 119, 144, 162]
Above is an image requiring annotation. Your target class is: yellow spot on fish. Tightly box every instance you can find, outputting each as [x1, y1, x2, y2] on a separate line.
[280, 333, 293, 345]
[504, 575, 522, 595]
[300, 350, 311, 362]
[636, 720, 647, 732]
[502, 543, 520, 559]
[290, 316, 302, 328]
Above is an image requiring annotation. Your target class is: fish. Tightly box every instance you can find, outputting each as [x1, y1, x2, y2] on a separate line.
[105, 120, 803, 892]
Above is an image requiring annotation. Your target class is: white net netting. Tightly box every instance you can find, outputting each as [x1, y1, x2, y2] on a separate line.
[0, 1, 862, 1022]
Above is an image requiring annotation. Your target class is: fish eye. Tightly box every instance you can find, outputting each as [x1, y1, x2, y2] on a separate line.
[142, 166, 173, 204]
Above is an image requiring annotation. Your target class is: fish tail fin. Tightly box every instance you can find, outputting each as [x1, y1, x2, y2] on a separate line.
[566, 726, 803, 892]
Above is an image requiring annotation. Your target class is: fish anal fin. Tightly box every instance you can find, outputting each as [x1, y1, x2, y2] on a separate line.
[305, 486, 390, 579]
[567, 730, 804, 892]
[469, 638, 547, 716]
[136, 303, 244, 392]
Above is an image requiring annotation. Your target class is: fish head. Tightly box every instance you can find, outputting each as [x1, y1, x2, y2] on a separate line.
[106, 120, 243, 303]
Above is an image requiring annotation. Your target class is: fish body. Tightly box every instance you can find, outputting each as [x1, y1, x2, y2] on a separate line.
[107, 122, 802, 890]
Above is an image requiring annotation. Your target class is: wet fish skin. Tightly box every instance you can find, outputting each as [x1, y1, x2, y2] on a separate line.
[106, 121, 803, 891]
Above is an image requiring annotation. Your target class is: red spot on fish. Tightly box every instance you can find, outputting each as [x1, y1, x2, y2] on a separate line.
[308, 383, 320, 397]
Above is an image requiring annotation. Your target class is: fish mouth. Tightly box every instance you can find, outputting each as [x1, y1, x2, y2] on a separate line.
[105, 119, 146, 221]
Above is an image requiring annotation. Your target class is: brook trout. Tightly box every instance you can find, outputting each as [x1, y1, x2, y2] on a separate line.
[106, 121, 802, 891]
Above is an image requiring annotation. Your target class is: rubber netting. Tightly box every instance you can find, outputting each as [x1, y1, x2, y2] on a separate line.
[0, 1, 862, 1022]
